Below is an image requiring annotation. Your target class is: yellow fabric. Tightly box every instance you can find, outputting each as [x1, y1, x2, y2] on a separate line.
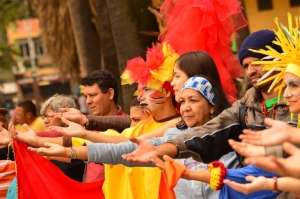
[103, 116, 167, 199]
[15, 117, 46, 133]
[286, 63, 300, 78]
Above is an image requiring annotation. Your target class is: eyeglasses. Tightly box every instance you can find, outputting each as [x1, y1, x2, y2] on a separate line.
[41, 114, 55, 120]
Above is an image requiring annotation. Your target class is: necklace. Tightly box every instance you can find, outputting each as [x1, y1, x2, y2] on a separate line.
[261, 99, 277, 120]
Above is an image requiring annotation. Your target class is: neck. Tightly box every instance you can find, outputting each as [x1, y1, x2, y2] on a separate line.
[261, 90, 278, 101]
[152, 102, 178, 121]
[101, 104, 119, 116]
[26, 116, 36, 125]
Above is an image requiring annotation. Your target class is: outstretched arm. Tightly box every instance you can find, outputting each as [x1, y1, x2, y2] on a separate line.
[10, 123, 63, 147]
[56, 108, 131, 132]
[224, 176, 300, 193]
[244, 142, 300, 179]
[49, 117, 128, 143]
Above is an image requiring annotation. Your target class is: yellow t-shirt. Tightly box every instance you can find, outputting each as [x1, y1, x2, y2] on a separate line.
[72, 116, 168, 199]
[15, 117, 46, 133]
[103, 116, 167, 199]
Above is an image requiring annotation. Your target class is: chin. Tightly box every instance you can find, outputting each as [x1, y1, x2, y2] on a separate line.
[290, 107, 300, 114]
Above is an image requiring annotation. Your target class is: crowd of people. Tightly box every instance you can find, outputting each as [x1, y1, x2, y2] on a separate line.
[0, 0, 300, 199]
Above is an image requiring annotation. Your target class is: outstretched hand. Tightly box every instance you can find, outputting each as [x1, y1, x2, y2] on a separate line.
[48, 117, 87, 138]
[28, 142, 67, 159]
[228, 139, 265, 157]
[9, 123, 39, 146]
[245, 142, 300, 178]
[240, 118, 291, 146]
[54, 108, 87, 126]
[223, 176, 270, 194]
[122, 137, 158, 164]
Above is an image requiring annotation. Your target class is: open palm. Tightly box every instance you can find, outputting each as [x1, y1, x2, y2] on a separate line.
[240, 118, 291, 146]
[224, 176, 269, 194]
[228, 139, 265, 157]
[28, 142, 66, 158]
[245, 142, 300, 178]
[122, 137, 158, 164]
[48, 117, 87, 138]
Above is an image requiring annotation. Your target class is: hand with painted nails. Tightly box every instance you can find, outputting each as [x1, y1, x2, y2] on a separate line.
[228, 139, 265, 157]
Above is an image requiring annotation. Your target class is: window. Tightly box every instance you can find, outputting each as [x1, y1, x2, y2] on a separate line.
[290, 0, 300, 6]
[18, 38, 44, 59]
[257, 0, 273, 11]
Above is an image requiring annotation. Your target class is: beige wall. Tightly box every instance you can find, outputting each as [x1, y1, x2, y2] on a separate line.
[244, 0, 299, 33]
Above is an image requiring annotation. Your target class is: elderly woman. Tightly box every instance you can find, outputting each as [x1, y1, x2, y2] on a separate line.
[35, 94, 85, 182]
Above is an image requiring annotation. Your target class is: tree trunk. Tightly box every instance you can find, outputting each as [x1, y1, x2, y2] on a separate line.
[67, 0, 101, 77]
[94, 0, 145, 112]
[236, 0, 250, 51]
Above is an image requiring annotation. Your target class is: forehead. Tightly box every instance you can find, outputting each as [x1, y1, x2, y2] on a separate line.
[285, 72, 300, 82]
[242, 57, 260, 64]
[181, 88, 202, 97]
[173, 63, 183, 73]
[84, 83, 102, 94]
[45, 107, 54, 114]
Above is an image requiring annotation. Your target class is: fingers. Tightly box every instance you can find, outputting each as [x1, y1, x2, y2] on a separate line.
[61, 117, 71, 126]
[60, 108, 69, 113]
[228, 139, 246, 153]
[282, 142, 298, 156]
[44, 142, 53, 148]
[264, 118, 275, 126]
[245, 175, 256, 182]
[162, 155, 173, 162]
[150, 155, 165, 170]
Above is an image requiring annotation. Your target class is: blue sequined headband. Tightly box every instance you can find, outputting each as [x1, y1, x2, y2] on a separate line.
[181, 76, 215, 105]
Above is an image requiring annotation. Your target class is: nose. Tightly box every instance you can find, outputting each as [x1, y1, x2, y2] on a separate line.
[170, 78, 175, 87]
[86, 96, 92, 105]
[181, 102, 191, 112]
[283, 87, 291, 98]
[246, 64, 257, 77]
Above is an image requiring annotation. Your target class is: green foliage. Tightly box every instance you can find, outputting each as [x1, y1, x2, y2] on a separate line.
[0, 0, 28, 27]
[0, 0, 28, 69]
[127, 0, 159, 48]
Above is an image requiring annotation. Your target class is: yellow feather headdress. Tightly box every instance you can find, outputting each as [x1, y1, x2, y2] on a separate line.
[249, 13, 300, 99]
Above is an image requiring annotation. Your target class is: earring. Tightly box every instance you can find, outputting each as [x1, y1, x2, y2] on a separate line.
[211, 114, 214, 119]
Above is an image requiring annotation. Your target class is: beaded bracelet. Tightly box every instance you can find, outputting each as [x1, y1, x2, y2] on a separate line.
[70, 146, 77, 159]
[208, 161, 228, 190]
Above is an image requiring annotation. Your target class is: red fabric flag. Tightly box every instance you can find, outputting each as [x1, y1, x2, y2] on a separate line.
[13, 140, 104, 199]
[158, 159, 186, 199]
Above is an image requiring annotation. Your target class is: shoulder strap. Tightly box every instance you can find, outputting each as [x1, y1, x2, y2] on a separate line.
[239, 104, 248, 130]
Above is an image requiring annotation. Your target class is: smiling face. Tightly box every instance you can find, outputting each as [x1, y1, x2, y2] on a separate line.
[84, 83, 113, 116]
[138, 87, 167, 116]
[242, 57, 276, 92]
[284, 72, 300, 113]
[171, 63, 189, 102]
[180, 88, 214, 127]
[42, 107, 64, 129]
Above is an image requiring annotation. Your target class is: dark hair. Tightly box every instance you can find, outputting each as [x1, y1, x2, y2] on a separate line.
[175, 51, 222, 85]
[130, 97, 140, 108]
[175, 51, 229, 129]
[17, 100, 37, 117]
[81, 70, 118, 104]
